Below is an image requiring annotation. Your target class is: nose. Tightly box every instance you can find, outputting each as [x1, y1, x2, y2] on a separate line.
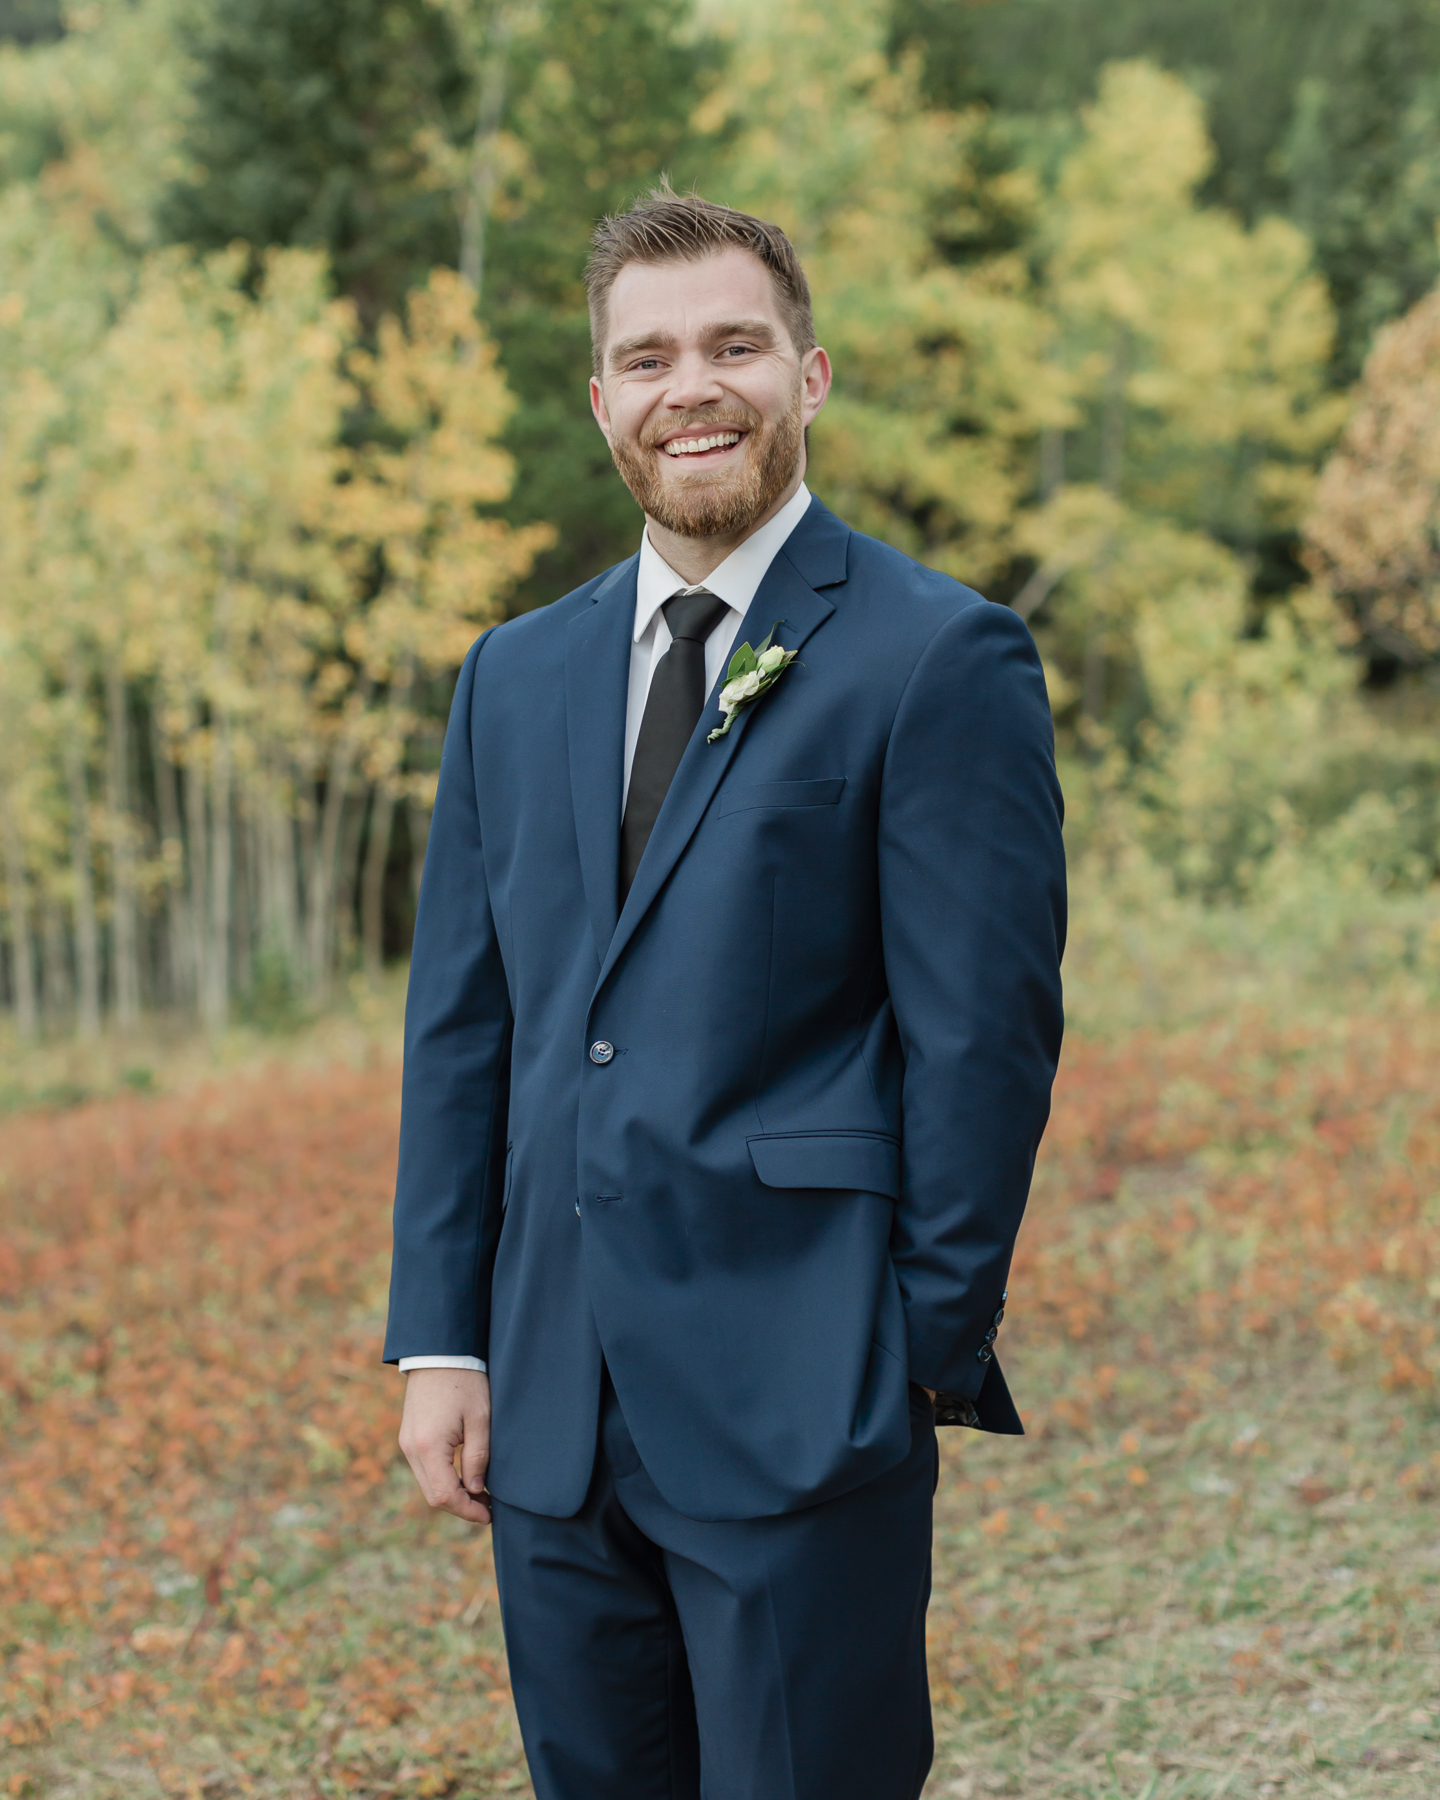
[662, 348, 726, 412]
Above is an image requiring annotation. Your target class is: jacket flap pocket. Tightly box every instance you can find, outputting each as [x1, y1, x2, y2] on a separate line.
[718, 777, 846, 816]
[747, 1131, 899, 1198]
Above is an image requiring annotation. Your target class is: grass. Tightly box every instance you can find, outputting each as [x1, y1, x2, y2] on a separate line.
[0, 1004, 1437, 1797]
[0, 969, 409, 1120]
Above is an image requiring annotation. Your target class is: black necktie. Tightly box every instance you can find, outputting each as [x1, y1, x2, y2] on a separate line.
[620, 588, 731, 905]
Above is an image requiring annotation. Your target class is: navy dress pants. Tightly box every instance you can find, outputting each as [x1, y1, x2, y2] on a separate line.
[490, 1370, 937, 1800]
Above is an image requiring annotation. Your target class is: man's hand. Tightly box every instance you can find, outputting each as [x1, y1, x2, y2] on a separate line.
[398, 1367, 493, 1525]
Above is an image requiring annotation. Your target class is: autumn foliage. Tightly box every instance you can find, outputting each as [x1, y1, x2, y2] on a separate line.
[0, 1012, 1436, 1784]
[1306, 283, 1440, 665]
[0, 1060, 516, 1789]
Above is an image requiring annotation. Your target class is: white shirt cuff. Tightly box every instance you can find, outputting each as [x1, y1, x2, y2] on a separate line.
[397, 1355, 487, 1373]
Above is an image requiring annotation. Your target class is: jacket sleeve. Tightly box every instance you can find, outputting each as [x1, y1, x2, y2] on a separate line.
[878, 598, 1065, 1406]
[383, 632, 513, 1364]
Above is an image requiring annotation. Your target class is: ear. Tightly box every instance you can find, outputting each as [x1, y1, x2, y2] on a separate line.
[799, 346, 832, 429]
[590, 375, 613, 443]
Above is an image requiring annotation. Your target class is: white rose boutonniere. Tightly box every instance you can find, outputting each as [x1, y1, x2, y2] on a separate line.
[708, 625, 799, 742]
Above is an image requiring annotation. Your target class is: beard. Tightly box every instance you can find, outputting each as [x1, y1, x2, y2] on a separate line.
[607, 384, 804, 539]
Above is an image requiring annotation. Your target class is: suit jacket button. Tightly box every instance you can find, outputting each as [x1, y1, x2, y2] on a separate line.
[589, 1041, 615, 1064]
[977, 1343, 994, 1363]
[575, 1200, 581, 1217]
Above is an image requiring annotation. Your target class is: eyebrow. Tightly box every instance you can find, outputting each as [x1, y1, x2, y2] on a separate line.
[607, 318, 781, 367]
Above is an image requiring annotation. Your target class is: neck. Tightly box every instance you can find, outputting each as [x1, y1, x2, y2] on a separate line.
[644, 465, 805, 586]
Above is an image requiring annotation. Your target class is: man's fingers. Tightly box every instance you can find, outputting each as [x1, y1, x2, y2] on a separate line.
[410, 1437, 491, 1524]
[459, 1416, 490, 1499]
[398, 1368, 493, 1527]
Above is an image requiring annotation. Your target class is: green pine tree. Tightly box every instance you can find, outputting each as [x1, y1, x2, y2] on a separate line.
[483, 0, 720, 607]
[161, 0, 474, 323]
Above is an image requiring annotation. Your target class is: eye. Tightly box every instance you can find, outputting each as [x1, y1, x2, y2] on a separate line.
[630, 356, 664, 372]
[720, 343, 756, 358]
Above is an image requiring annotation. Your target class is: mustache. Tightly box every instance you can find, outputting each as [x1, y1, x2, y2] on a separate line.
[640, 405, 762, 451]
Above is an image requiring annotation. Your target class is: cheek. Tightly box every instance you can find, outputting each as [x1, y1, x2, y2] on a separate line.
[615, 394, 661, 444]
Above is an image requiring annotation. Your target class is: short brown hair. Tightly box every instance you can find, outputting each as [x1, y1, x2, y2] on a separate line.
[585, 184, 816, 376]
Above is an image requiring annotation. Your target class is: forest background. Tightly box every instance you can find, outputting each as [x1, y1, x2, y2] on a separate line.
[3, 0, 1440, 1049]
[4, 6, 1440, 1796]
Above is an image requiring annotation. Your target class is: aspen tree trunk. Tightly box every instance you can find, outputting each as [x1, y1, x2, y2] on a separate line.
[272, 800, 299, 972]
[152, 712, 192, 1011]
[63, 665, 102, 1039]
[305, 692, 368, 1001]
[204, 711, 232, 1031]
[183, 738, 210, 1023]
[362, 787, 395, 979]
[1, 808, 37, 1036]
[296, 773, 317, 975]
[150, 709, 193, 1013]
[336, 797, 366, 974]
[41, 897, 72, 1026]
[232, 805, 255, 1001]
[202, 551, 241, 1029]
[458, 3, 517, 304]
[361, 668, 413, 977]
[259, 788, 300, 978]
[105, 666, 141, 1028]
[305, 750, 355, 1001]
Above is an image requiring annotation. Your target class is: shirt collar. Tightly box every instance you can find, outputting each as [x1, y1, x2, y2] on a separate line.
[633, 482, 813, 644]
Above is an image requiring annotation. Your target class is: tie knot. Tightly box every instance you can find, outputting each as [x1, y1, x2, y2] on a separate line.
[663, 588, 729, 644]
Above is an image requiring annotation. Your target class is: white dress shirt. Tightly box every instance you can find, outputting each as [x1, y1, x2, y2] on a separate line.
[398, 482, 814, 1375]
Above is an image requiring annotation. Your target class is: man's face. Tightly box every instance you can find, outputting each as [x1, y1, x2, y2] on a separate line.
[590, 247, 831, 540]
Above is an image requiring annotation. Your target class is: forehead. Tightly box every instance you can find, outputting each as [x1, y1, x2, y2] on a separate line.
[603, 247, 789, 354]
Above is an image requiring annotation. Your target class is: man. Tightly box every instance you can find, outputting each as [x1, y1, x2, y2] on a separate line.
[385, 187, 1065, 1800]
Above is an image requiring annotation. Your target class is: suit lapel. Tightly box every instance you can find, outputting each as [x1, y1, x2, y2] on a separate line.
[565, 555, 638, 962]
[593, 502, 849, 997]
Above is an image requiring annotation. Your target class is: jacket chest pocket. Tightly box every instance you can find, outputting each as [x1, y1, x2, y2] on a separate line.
[718, 777, 846, 817]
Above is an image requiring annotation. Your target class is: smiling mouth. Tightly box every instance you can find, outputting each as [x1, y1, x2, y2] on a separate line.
[662, 431, 745, 459]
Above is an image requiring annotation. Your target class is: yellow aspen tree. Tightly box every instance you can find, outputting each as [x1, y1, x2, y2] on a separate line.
[701, 0, 1066, 587]
[1025, 60, 1344, 729]
[0, 193, 122, 1039]
[93, 246, 355, 1028]
[88, 252, 549, 1017]
[329, 267, 553, 977]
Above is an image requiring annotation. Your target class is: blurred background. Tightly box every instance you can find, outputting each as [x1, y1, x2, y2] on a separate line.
[2, 0, 1439, 1055]
[2, 4, 1439, 1797]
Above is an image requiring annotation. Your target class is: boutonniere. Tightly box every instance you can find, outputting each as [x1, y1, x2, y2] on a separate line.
[708, 624, 798, 742]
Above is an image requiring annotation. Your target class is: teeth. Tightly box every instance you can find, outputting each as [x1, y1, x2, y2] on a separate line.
[664, 432, 742, 456]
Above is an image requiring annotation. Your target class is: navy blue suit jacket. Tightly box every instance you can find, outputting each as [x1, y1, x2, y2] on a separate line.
[385, 496, 1065, 1522]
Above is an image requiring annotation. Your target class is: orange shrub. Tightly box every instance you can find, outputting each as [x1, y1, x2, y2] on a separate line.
[0, 1011, 1436, 1756]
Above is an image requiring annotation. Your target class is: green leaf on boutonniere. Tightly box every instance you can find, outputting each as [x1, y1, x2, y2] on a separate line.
[708, 621, 798, 742]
